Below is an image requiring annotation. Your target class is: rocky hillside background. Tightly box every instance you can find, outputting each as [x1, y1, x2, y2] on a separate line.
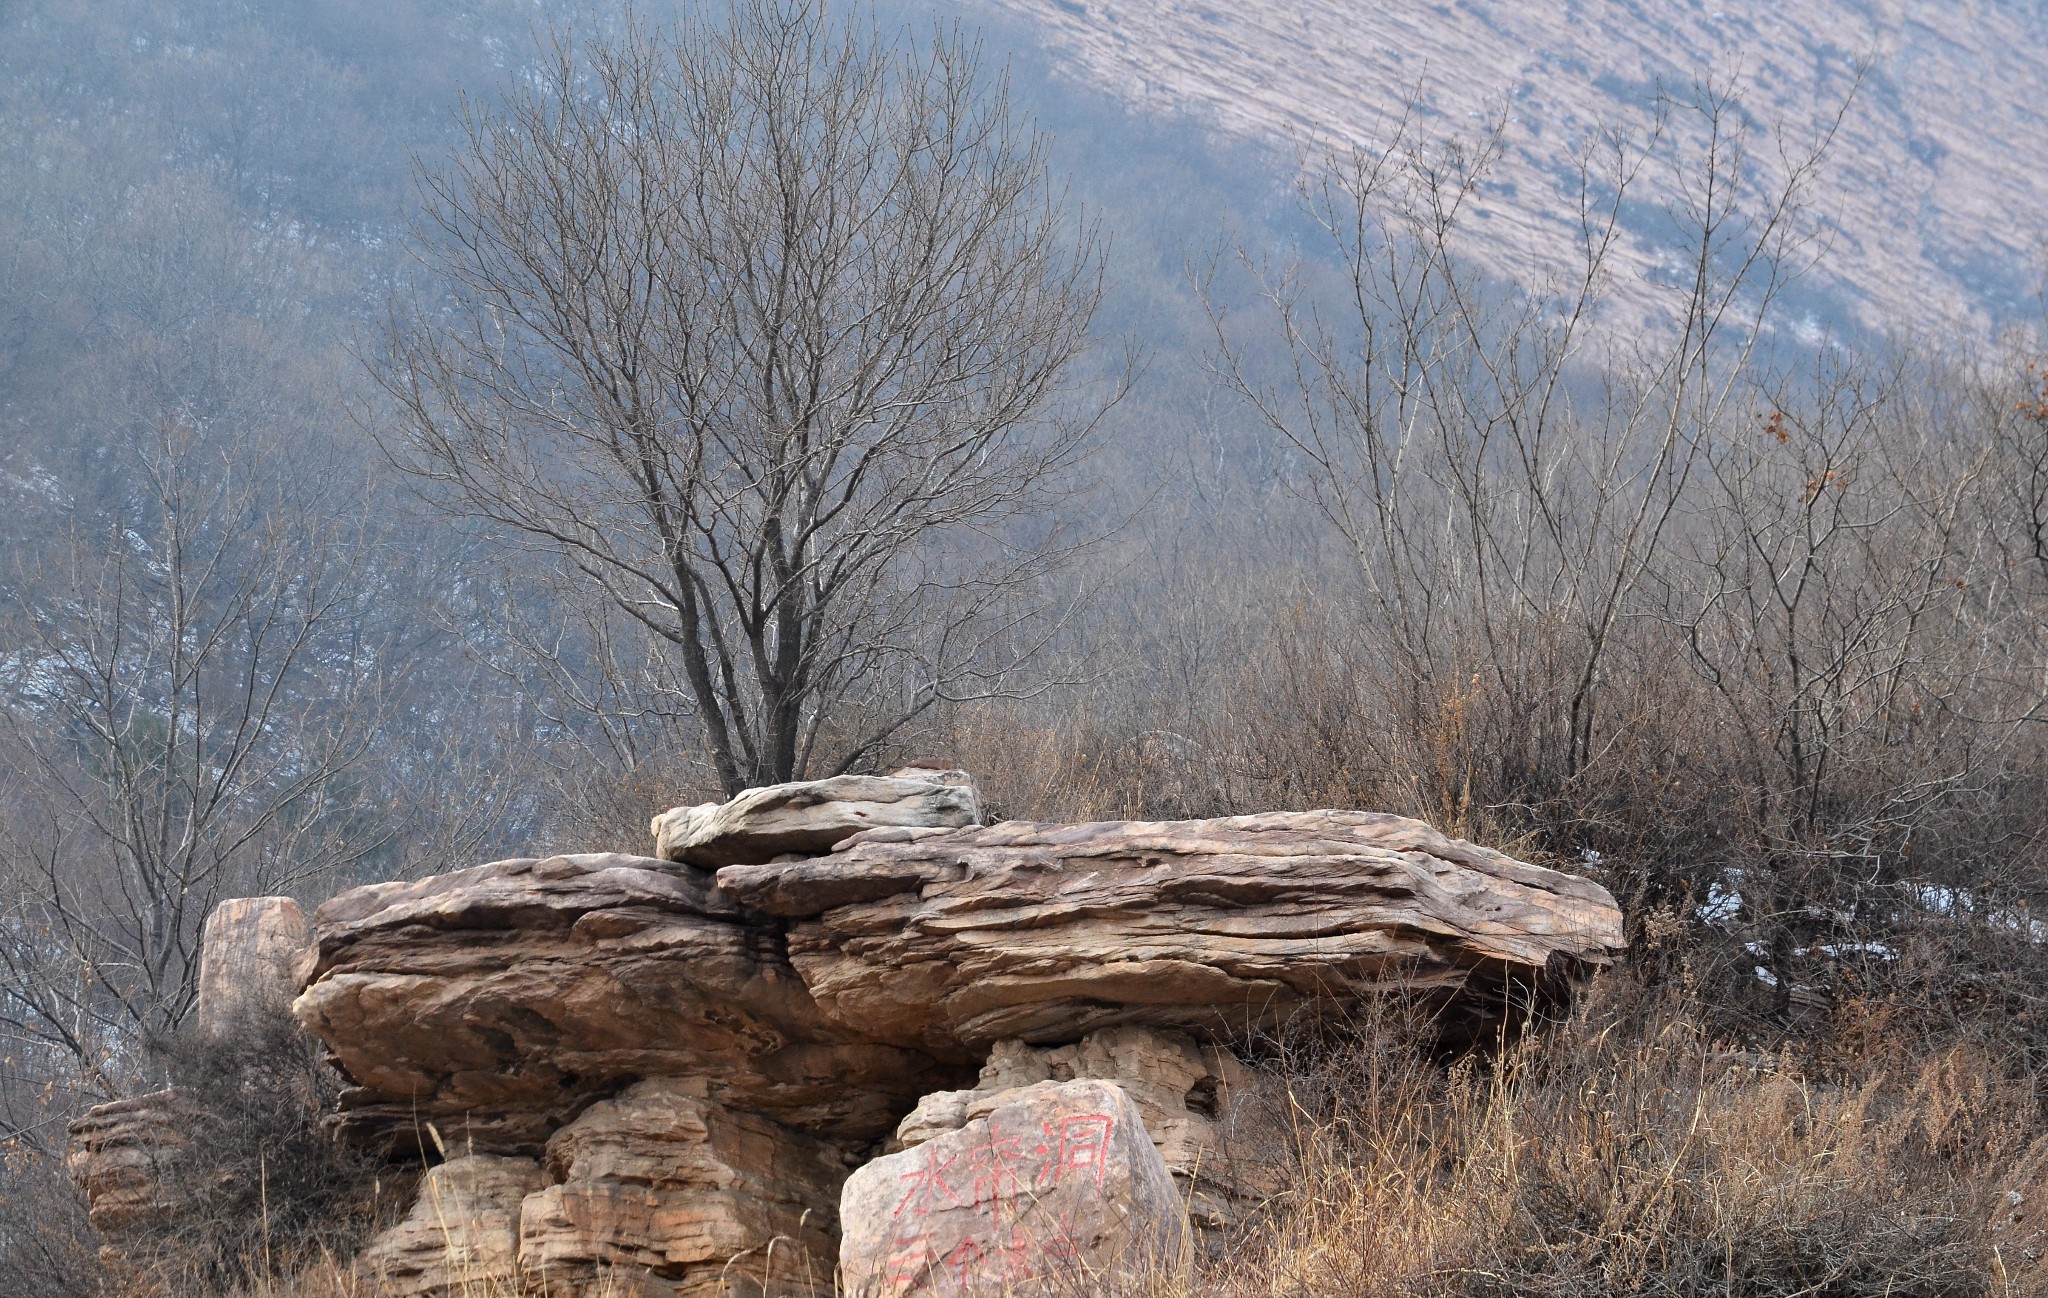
[956, 0, 2048, 337]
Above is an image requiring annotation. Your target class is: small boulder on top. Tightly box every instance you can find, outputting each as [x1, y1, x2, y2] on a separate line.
[650, 769, 981, 867]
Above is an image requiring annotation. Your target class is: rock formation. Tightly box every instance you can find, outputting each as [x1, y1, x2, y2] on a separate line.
[891, 1026, 1289, 1236]
[72, 774, 1625, 1298]
[292, 851, 963, 1155]
[652, 770, 980, 867]
[839, 1079, 1188, 1298]
[518, 1078, 846, 1298]
[716, 810, 1624, 1055]
[66, 896, 314, 1258]
[358, 1155, 544, 1297]
[64, 1089, 198, 1240]
[194, 895, 310, 1040]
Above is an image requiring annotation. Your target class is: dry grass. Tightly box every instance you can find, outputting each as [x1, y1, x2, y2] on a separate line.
[1122, 976, 2048, 1298]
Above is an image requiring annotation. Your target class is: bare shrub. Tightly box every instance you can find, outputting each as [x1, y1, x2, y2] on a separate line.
[105, 1009, 413, 1297]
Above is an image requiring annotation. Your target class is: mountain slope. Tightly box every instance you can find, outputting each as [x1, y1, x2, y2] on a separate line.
[961, 0, 2048, 336]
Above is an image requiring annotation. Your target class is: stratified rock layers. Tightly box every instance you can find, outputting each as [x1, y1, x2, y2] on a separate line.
[270, 803, 1620, 1296]
[65, 1089, 197, 1239]
[717, 810, 1626, 1057]
[293, 853, 964, 1155]
[195, 895, 310, 1040]
[358, 1155, 543, 1298]
[520, 1079, 844, 1298]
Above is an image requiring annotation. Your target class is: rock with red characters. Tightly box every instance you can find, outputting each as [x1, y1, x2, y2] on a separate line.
[838, 1079, 1187, 1298]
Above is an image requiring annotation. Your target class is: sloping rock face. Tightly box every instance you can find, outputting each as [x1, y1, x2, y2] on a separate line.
[293, 852, 965, 1155]
[840, 1079, 1188, 1298]
[716, 810, 1626, 1058]
[653, 771, 980, 867]
[518, 1077, 844, 1298]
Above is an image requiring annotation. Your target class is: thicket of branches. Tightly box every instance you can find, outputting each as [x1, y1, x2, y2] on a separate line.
[380, 0, 1122, 796]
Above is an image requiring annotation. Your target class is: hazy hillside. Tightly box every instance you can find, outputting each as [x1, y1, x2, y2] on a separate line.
[954, 0, 2048, 337]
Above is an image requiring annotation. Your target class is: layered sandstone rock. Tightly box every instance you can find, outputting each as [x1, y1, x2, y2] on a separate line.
[717, 810, 1626, 1057]
[652, 771, 980, 867]
[840, 1079, 1188, 1298]
[134, 785, 1622, 1297]
[519, 1078, 844, 1297]
[292, 852, 965, 1155]
[893, 1027, 1289, 1235]
[358, 1155, 543, 1298]
[195, 895, 311, 1040]
[64, 1089, 197, 1239]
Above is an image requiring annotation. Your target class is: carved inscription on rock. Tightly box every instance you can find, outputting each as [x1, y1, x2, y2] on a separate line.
[840, 1080, 1186, 1298]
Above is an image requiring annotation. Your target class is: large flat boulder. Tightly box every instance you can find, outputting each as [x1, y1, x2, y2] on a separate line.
[716, 811, 1625, 1058]
[292, 854, 966, 1155]
[839, 1078, 1187, 1297]
[652, 772, 980, 867]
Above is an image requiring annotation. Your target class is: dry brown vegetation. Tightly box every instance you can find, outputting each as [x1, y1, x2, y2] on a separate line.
[1222, 981, 2048, 1298]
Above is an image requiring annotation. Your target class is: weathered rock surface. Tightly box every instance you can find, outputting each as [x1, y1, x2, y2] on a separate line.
[519, 1077, 844, 1297]
[292, 853, 964, 1155]
[893, 1027, 1289, 1235]
[840, 1079, 1188, 1297]
[653, 772, 980, 867]
[196, 895, 310, 1040]
[64, 1089, 197, 1239]
[717, 811, 1626, 1057]
[358, 1155, 543, 1298]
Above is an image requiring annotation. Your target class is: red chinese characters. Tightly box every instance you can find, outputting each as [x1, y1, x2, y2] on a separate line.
[893, 1144, 964, 1219]
[841, 1081, 1185, 1298]
[885, 1111, 1115, 1291]
[1034, 1113, 1115, 1191]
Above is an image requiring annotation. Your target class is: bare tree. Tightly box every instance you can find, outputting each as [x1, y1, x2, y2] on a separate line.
[0, 407, 400, 1104]
[1203, 83, 1843, 804]
[379, 0, 1118, 795]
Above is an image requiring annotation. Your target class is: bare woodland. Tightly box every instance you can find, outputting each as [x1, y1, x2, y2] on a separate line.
[5, 0, 2048, 1293]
